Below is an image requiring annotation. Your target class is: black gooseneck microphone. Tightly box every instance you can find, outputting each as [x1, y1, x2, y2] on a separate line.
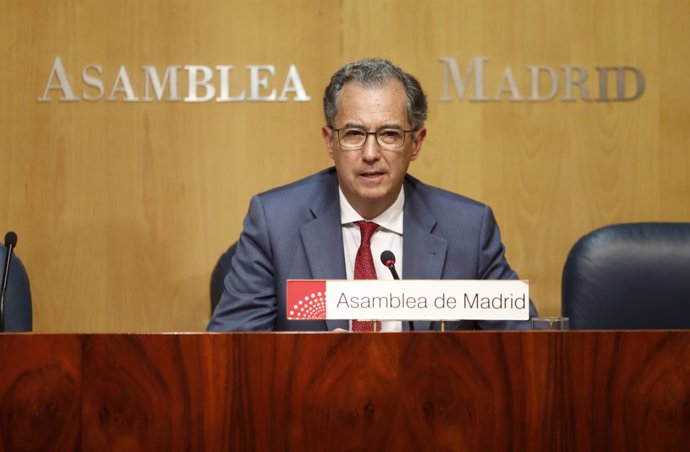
[380, 250, 399, 280]
[380, 250, 414, 331]
[1, 231, 18, 332]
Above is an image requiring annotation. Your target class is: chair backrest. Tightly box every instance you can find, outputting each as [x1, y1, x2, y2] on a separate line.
[210, 242, 238, 315]
[562, 222, 690, 329]
[1, 245, 33, 332]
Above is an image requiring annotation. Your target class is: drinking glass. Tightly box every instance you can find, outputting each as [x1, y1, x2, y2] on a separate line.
[531, 316, 570, 330]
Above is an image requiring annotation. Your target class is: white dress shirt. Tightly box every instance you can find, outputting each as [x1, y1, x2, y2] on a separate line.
[339, 187, 404, 332]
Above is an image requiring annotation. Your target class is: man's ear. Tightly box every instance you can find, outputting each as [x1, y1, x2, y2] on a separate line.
[322, 126, 336, 160]
[410, 127, 426, 161]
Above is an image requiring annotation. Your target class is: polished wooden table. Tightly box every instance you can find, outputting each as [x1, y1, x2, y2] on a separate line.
[1, 331, 689, 451]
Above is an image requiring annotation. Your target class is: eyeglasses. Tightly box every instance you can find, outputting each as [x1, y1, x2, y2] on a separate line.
[333, 126, 414, 151]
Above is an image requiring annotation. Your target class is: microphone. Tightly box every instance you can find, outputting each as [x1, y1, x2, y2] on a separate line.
[380, 250, 414, 331]
[1, 231, 18, 332]
[380, 250, 399, 280]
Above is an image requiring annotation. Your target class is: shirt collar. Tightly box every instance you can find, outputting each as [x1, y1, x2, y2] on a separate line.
[338, 186, 404, 235]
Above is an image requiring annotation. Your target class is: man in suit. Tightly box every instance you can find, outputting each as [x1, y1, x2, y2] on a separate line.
[208, 58, 537, 332]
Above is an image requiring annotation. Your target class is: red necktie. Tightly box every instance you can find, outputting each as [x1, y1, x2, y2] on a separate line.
[352, 221, 382, 332]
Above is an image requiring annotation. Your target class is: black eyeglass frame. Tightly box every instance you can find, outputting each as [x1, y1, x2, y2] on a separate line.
[332, 126, 416, 151]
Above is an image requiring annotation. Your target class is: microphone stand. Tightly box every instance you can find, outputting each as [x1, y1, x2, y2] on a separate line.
[1, 232, 18, 332]
[380, 251, 414, 332]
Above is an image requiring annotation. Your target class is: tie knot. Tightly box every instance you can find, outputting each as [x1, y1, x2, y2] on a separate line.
[357, 221, 379, 242]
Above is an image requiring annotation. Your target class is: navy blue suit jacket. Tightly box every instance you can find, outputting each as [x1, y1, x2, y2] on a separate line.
[208, 168, 537, 331]
[1, 245, 32, 331]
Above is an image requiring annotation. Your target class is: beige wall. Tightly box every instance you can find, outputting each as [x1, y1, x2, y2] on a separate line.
[1, 0, 688, 332]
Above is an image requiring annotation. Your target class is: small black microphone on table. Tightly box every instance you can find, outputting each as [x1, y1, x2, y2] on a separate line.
[380, 249, 413, 331]
[380, 250, 400, 280]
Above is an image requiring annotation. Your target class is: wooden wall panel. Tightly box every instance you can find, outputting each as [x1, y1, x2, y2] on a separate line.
[1, 0, 689, 331]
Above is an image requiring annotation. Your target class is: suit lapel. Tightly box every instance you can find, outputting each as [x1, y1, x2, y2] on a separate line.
[300, 170, 348, 330]
[402, 177, 449, 331]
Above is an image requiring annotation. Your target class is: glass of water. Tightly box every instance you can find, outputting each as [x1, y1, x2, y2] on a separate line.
[531, 316, 570, 330]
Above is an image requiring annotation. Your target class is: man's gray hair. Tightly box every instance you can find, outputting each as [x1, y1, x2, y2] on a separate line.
[323, 58, 428, 130]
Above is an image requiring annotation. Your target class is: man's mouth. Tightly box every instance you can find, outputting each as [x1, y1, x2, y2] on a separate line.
[360, 171, 385, 179]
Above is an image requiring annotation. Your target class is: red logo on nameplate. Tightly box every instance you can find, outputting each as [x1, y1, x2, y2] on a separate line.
[287, 280, 327, 319]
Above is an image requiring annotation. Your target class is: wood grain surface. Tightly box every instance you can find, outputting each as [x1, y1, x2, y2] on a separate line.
[0, 335, 81, 452]
[1, 332, 688, 451]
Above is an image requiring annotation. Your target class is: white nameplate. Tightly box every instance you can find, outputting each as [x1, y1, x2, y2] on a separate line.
[286, 279, 529, 321]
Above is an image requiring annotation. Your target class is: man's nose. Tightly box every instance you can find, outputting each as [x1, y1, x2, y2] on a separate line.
[360, 134, 382, 161]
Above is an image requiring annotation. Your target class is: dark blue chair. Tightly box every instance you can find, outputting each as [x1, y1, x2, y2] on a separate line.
[562, 222, 690, 329]
[210, 242, 237, 315]
[1, 245, 32, 331]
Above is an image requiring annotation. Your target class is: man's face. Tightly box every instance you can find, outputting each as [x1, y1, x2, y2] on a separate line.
[322, 80, 426, 219]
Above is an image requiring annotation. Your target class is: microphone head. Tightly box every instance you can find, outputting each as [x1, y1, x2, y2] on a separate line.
[380, 250, 396, 267]
[4, 231, 17, 248]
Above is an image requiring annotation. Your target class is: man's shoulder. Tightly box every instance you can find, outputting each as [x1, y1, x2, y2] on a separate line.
[405, 174, 487, 211]
[257, 167, 337, 201]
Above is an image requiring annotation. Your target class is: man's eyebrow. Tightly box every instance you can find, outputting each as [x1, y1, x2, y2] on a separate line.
[341, 122, 366, 129]
[340, 122, 404, 130]
[379, 123, 404, 130]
